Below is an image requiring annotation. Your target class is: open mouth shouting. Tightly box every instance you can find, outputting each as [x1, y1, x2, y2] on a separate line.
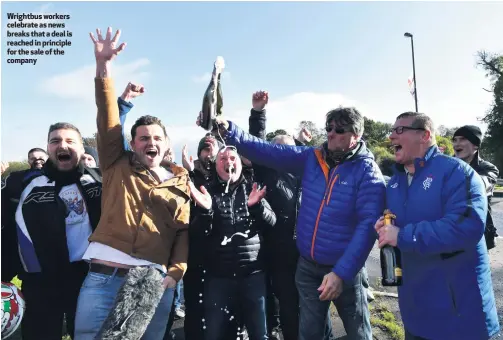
[145, 148, 158, 160]
[225, 164, 236, 174]
[391, 144, 403, 154]
[57, 151, 72, 163]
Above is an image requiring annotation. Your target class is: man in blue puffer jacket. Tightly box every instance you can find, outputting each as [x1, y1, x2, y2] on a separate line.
[376, 112, 500, 340]
[209, 107, 386, 340]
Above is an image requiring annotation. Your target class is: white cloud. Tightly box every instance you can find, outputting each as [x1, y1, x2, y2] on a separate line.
[39, 59, 151, 101]
[166, 91, 363, 162]
[192, 71, 231, 84]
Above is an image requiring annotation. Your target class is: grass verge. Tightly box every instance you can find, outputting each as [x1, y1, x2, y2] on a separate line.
[369, 300, 405, 340]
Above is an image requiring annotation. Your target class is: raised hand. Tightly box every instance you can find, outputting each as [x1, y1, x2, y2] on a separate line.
[298, 127, 313, 143]
[188, 182, 212, 210]
[196, 111, 229, 132]
[164, 148, 175, 163]
[121, 82, 145, 101]
[89, 27, 126, 63]
[182, 145, 195, 172]
[248, 183, 267, 207]
[0, 161, 9, 175]
[252, 90, 269, 111]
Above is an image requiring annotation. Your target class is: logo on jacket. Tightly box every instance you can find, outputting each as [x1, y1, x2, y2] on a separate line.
[390, 182, 398, 189]
[60, 186, 86, 224]
[423, 175, 433, 190]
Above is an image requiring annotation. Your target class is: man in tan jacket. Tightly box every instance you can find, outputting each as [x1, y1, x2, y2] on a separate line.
[74, 27, 191, 340]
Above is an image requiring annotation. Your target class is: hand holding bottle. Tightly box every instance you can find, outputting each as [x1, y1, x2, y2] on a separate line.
[378, 210, 403, 286]
[375, 211, 400, 248]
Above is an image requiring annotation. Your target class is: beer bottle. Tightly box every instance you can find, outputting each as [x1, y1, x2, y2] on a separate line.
[380, 209, 403, 286]
[200, 56, 225, 131]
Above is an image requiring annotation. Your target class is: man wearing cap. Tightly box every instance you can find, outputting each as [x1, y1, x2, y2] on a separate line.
[452, 125, 500, 250]
[180, 133, 224, 340]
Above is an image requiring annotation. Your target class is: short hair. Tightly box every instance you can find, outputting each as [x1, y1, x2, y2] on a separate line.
[272, 134, 295, 146]
[27, 148, 47, 157]
[325, 107, 364, 137]
[396, 112, 436, 135]
[131, 115, 169, 143]
[47, 122, 82, 142]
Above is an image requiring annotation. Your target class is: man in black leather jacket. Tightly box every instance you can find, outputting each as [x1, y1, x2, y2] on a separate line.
[188, 145, 276, 340]
[452, 125, 500, 250]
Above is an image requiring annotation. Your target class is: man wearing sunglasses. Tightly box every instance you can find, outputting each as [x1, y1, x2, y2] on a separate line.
[207, 107, 385, 340]
[375, 112, 500, 340]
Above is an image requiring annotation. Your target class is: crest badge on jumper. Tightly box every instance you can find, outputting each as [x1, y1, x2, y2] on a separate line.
[423, 175, 433, 191]
[60, 186, 86, 224]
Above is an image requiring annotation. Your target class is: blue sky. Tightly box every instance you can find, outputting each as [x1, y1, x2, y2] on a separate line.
[2, 1, 503, 162]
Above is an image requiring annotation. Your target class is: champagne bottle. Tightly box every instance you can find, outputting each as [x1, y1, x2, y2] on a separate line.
[200, 56, 225, 131]
[380, 209, 403, 286]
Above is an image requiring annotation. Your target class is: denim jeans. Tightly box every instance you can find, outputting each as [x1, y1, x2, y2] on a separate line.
[174, 279, 184, 309]
[74, 269, 175, 340]
[296, 256, 372, 340]
[204, 271, 268, 340]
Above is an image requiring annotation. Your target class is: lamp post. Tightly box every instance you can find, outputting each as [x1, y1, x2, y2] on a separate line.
[404, 32, 418, 112]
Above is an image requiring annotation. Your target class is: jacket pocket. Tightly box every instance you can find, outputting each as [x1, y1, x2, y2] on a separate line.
[411, 271, 457, 316]
[447, 282, 460, 316]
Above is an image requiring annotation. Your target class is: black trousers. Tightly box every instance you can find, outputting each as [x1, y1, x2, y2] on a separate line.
[265, 238, 300, 340]
[20, 261, 88, 340]
[183, 265, 205, 340]
[183, 264, 247, 340]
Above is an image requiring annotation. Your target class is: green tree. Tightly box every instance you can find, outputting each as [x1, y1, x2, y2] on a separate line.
[83, 133, 98, 149]
[477, 50, 503, 171]
[363, 117, 392, 148]
[266, 129, 288, 141]
[437, 125, 459, 139]
[1, 161, 30, 179]
[296, 121, 326, 146]
[436, 135, 455, 156]
[369, 145, 395, 176]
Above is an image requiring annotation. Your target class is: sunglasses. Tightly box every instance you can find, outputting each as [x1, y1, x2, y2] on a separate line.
[390, 126, 425, 135]
[218, 145, 237, 153]
[325, 126, 351, 134]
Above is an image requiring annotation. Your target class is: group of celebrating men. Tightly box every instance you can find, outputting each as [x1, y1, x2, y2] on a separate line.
[1, 27, 501, 340]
